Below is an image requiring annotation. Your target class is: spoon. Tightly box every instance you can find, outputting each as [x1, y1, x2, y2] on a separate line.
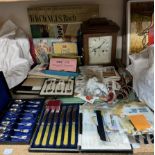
[11, 135, 27, 140]
[28, 101, 41, 104]
[12, 104, 23, 108]
[26, 105, 39, 108]
[14, 129, 30, 133]
[18, 123, 32, 126]
[63, 81, 68, 93]
[0, 126, 8, 133]
[24, 110, 37, 113]
[1, 121, 13, 126]
[67, 81, 72, 93]
[48, 80, 54, 92]
[53, 80, 59, 93]
[9, 108, 20, 113]
[14, 100, 25, 104]
[44, 80, 51, 93]
[0, 133, 8, 139]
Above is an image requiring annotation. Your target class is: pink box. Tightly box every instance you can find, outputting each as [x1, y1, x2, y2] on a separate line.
[49, 58, 77, 72]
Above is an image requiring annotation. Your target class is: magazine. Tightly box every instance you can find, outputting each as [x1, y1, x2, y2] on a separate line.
[28, 64, 69, 80]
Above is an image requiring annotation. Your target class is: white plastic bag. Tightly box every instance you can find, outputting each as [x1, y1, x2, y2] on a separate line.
[0, 20, 33, 88]
[0, 20, 33, 66]
[127, 45, 154, 110]
[0, 20, 17, 38]
[0, 38, 30, 88]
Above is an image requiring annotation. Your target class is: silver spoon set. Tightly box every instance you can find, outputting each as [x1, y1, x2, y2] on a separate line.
[0, 99, 43, 142]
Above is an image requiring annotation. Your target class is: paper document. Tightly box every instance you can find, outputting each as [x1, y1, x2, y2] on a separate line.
[128, 114, 151, 131]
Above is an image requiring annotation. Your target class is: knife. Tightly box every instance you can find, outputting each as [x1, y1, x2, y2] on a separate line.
[71, 106, 78, 145]
[35, 109, 49, 146]
[56, 106, 66, 146]
[63, 106, 72, 145]
[42, 110, 53, 146]
[49, 110, 58, 145]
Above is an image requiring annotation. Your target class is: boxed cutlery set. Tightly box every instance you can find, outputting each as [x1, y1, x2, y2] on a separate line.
[0, 99, 44, 143]
[40, 78, 74, 96]
[29, 100, 132, 153]
[0, 71, 45, 144]
[30, 100, 80, 152]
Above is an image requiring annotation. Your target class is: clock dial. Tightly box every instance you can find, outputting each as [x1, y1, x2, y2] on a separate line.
[88, 36, 112, 64]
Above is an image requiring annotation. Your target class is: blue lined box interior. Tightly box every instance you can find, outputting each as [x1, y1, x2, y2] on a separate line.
[30, 104, 79, 152]
[0, 99, 44, 144]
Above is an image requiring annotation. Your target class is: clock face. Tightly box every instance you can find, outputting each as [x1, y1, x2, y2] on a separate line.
[88, 36, 112, 64]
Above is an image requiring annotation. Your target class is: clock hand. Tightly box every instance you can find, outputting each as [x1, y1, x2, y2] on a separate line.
[97, 40, 106, 49]
[93, 40, 106, 51]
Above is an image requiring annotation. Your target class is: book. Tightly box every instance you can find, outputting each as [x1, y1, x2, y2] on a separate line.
[52, 42, 78, 56]
[128, 114, 151, 131]
[28, 64, 69, 80]
[49, 54, 82, 65]
[49, 57, 77, 72]
[13, 78, 45, 94]
[33, 38, 63, 63]
[42, 70, 79, 77]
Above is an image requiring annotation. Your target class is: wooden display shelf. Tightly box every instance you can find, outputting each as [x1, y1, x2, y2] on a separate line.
[0, 144, 154, 155]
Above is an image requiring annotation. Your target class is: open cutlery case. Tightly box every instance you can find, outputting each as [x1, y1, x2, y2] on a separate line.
[40, 78, 74, 96]
[30, 103, 80, 152]
[29, 101, 133, 153]
[0, 71, 45, 144]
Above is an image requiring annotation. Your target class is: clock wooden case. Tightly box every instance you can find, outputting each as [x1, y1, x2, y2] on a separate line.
[81, 18, 120, 65]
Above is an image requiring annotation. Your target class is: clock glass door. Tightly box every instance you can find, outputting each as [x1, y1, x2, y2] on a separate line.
[88, 36, 112, 64]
